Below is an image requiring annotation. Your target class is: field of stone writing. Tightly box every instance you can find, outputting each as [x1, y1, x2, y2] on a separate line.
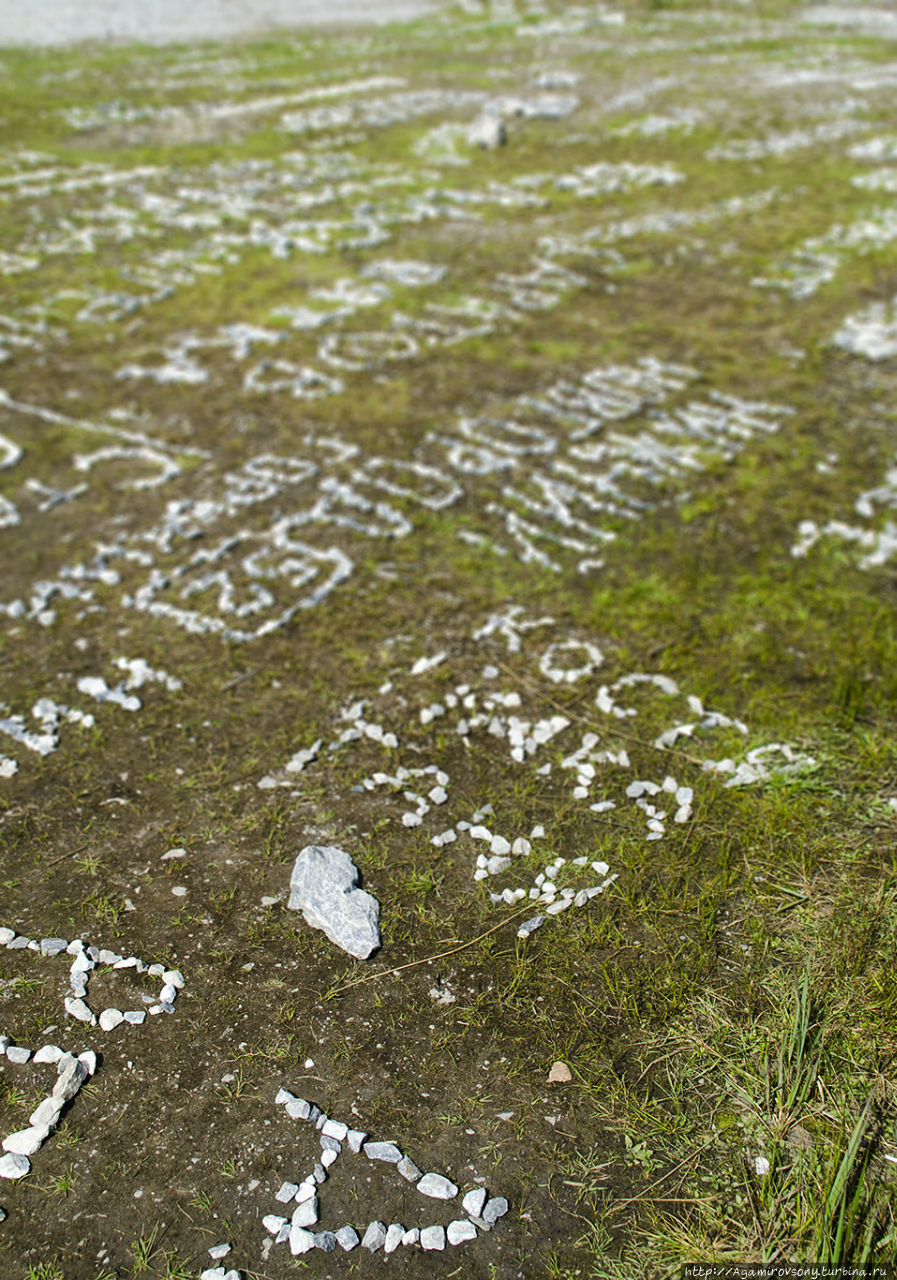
[2, 1, 897, 1276]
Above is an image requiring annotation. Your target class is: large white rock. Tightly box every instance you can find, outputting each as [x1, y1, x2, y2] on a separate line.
[288, 846, 381, 960]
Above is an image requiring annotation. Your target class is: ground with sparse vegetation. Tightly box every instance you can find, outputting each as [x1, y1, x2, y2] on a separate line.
[1, 1, 897, 1277]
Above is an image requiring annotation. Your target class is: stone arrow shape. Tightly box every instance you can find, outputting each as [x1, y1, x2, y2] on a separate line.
[251, 1088, 509, 1261]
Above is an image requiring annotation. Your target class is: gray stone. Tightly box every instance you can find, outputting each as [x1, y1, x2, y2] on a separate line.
[362, 1221, 387, 1251]
[384, 1223, 404, 1253]
[335, 1225, 359, 1251]
[364, 1141, 403, 1163]
[483, 1196, 509, 1225]
[5, 1046, 31, 1065]
[314, 1231, 337, 1252]
[286, 1098, 311, 1121]
[288, 845, 381, 960]
[346, 1128, 367, 1153]
[397, 1155, 422, 1182]
[0, 1153, 30, 1180]
[420, 1225, 446, 1251]
[447, 1218, 478, 1245]
[275, 1088, 296, 1106]
[417, 1172, 458, 1200]
[7, 936, 28, 949]
[40, 938, 68, 956]
[320, 1134, 341, 1154]
[313, 1162, 327, 1183]
[0, 1206, 6, 1220]
[462, 1187, 487, 1218]
[517, 915, 545, 939]
[275, 1181, 298, 1203]
[124, 1011, 146, 1025]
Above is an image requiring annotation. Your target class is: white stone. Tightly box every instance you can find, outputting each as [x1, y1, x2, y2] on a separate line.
[33, 1045, 63, 1065]
[336, 1225, 360, 1251]
[420, 1224, 446, 1251]
[5, 1046, 31, 1065]
[0, 1153, 30, 1179]
[29, 1097, 63, 1128]
[364, 1141, 402, 1163]
[468, 115, 506, 149]
[417, 1172, 458, 1200]
[447, 1218, 478, 1245]
[384, 1222, 404, 1253]
[2, 1125, 49, 1156]
[64, 997, 96, 1025]
[53, 1058, 88, 1102]
[463, 1187, 488, 1217]
[289, 1226, 316, 1255]
[362, 1220, 387, 1251]
[292, 1198, 318, 1229]
[99, 1009, 124, 1031]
